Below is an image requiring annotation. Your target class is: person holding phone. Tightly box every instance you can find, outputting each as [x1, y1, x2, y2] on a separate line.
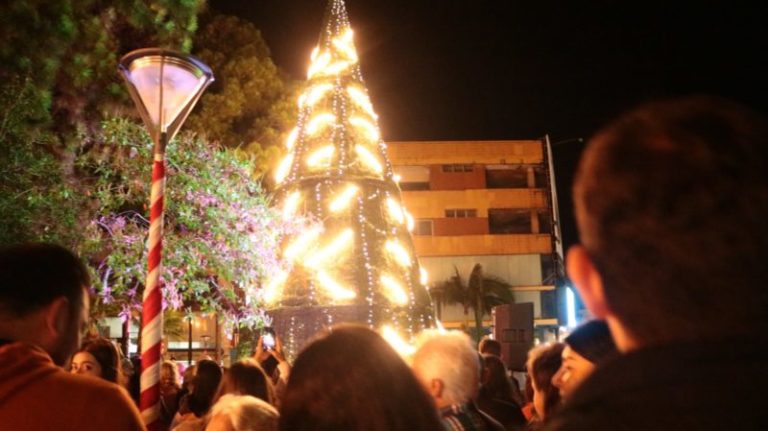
[253, 328, 290, 407]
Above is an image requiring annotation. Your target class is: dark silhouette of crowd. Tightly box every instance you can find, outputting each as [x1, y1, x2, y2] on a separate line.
[1, 95, 766, 431]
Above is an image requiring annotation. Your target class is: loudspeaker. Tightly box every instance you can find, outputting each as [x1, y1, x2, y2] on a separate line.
[492, 303, 534, 371]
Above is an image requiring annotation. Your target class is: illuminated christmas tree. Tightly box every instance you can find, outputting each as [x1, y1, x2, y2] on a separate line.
[265, 0, 435, 357]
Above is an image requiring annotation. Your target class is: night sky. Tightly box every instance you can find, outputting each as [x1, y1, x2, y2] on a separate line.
[208, 0, 768, 250]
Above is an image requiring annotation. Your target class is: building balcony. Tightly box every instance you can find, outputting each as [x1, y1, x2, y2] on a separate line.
[412, 234, 552, 256]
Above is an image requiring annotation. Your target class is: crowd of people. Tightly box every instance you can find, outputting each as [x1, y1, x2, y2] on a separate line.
[1, 94, 766, 431]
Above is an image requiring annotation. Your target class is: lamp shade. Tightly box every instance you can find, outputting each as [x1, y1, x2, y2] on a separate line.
[119, 48, 214, 147]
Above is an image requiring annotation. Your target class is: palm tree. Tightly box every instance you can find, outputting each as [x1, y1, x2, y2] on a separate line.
[435, 263, 515, 341]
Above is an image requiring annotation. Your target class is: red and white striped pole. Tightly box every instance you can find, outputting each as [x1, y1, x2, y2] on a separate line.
[140, 144, 166, 430]
[118, 48, 213, 431]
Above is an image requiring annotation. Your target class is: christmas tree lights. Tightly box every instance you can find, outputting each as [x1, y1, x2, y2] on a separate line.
[266, 0, 435, 358]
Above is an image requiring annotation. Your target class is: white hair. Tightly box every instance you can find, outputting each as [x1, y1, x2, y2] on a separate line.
[207, 394, 278, 431]
[411, 329, 480, 405]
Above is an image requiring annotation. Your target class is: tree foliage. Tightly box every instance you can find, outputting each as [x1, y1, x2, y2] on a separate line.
[436, 264, 515, 340]
[0, 2, 303, 329]
[187, 14, 299, 180]
[77, 119, 296, 328]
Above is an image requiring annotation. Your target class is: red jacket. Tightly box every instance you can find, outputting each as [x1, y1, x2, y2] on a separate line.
[0, 341, 146, 431]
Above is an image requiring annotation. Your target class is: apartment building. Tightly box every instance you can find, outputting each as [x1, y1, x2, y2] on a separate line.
[387, 139, 562, 337]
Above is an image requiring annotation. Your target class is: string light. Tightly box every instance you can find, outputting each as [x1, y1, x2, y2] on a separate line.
[285, 128, 299, 150]
[355, 145, 383, 173]
[307, 52, 330, 78]
[329, 184, 359, 213]
[304, 228, 354, 269]
[317, 270, 356, 300]
[324, 60, 352, 76]
[347, 86, 377, 118]
[284, 226, 322, 261]
[349, 116, 380, 141]
[381, 274, 408, 305]
[306, 113, 336, 136]
[386, 198, 405, 224]
[385, 239, 411, 267]
[263, 271, 288, 305]
[304, 84, 333, 107]
[282, 191, 302, 220]
[392, 173, 401, 183]
[419, 267, 429, 285]
[274, 153, 294, 183]
[306, 145, 335, 168]
[381, 325, 416, 356]
[332, 28, 358, 62]
[404, 211, 415, 231]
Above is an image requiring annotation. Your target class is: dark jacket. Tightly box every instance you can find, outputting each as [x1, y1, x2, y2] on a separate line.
[542, 336, 768, 431]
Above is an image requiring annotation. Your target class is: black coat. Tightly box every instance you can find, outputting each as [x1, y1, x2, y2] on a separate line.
[542, 335, 768, 431]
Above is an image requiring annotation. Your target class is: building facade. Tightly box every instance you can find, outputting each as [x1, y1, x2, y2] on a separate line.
[387, 140, 562, 339]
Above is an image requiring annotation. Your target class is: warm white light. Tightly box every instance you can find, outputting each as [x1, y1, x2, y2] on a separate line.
[317, 270, 356, 300]
[306, 113, 336, 135]
[347, 87, 377, 118]
[307, 52, 330, 78]
[282, 191, 301, 220]
[392, 174, 402, 183]
[350, 116, 380, 141]
[263, 271, 288, 305]
[284, 226, 322, 261]
[386, 198, 405, 224]
[304, 84, 333, 107]
[310, 46, 320, 62]
[285, 128, 298, 150]
[304, 228, 354, 269]
[381, 325, 415, 356]
[332, 28, 358, 62]
[381, 274, 408, 306]
[419, 267, 428, 285]
[385, 240, 411, 267]
[324, 60, 351, 75]
[329, 184, 360, 213]
[355, 145, 383, 173]
[306, 145, 335, 168]
[405, 211, 415, 232]
[274, 153, 294, 183]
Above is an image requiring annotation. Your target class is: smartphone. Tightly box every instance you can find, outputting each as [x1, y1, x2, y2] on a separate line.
[261, 327, 275, 351]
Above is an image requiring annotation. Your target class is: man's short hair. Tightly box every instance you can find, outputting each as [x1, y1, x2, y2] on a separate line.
[478, 337, 502, 357]
[0, 243, 90, 316]
[574, 96, 768, 345]
[412, 330, 480, 405]
[564, 320, 617, 364]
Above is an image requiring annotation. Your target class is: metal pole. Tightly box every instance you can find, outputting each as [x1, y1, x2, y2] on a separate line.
[139, 132, 167, 431]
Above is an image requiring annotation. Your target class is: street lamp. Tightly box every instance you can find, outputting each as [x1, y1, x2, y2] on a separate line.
[119, 48, 213, 430]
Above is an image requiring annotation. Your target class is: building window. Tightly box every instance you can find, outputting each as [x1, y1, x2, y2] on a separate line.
[445, 208, 477, 218]
[485, 166, 529, 188]
[414, 220, 433, 235]
[399, 181, 430, 191]
[488, 208, 531, 234]
[442, 164, 474, 173]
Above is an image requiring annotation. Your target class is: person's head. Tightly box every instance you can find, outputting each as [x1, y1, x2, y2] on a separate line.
[0, 243, 91, 366]
[526, 343, 564, 420]
[552, 320, 617, 399]
[279, 324, 441, 431]
[70, 337, 122, 383]
[188, 359, 223, 417]
[161, 360, 181, 389]
[568, 96, 768, 350]
[207, 394, 278, 431]
[480, 354, 513, 402]
[411, 329, 480, 408]
[478, 336, 502, 357]
[182, 363, 197, 391]
[215, 359, 275, 405]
